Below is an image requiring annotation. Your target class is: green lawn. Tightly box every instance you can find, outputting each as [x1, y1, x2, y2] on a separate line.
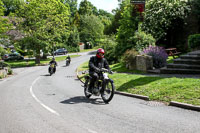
[78, 61, 200, 106]
[110, 73, 200, 106]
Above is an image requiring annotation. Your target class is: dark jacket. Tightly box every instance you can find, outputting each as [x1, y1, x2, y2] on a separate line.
[49, 60, 57, 66]
[89, 56, 110, 73]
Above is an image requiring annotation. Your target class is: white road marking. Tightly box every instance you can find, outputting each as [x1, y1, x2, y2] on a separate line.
[29, 72, 98, 133]
[30, 77, 60, 116]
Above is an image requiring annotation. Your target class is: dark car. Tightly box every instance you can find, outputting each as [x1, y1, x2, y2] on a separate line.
[53, 48, 68, 55]
[2, 53, 24, 61]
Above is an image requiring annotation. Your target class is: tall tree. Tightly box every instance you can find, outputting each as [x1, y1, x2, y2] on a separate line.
[61, 0, 77, 17]
[115, 0, 140, 56]
[0, 0, 11, 38]
[2, 0, 25, 16]
[78, 0, 97, 15]
[17, 0, 70, 63]
[79, 14, 104, 45]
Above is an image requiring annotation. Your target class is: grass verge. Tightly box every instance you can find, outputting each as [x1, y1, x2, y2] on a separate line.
[78, 61, 200, 106]
[5, 55, 80, 68]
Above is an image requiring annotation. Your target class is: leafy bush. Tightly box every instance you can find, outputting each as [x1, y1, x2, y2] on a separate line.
[7, 67, 13, 75]
[133, 31, 156, 52]
[98, 35, 118, 64]
[141, 45, 168, 68]
[0, 46, 7, 57]
[188, 34, 200, 50]
[0, 61, 10, 69]
[121, 48, 138, 65]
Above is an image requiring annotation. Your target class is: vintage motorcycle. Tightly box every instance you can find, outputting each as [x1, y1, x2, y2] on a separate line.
[66, 59, 70, 66]
[84, 68, 115, 103]
[49, 63, 56, 76]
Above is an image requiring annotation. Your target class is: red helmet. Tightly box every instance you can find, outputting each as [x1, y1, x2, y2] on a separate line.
[96, 48, 105, 59]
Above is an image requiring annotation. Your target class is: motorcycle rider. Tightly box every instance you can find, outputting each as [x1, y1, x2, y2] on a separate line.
[49, 57, 57, 73]
[88, 48, 110, 93]
[66, 55, 71, 64]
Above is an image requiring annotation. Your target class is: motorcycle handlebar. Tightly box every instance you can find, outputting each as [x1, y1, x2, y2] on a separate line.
[100, 68, 113, 74]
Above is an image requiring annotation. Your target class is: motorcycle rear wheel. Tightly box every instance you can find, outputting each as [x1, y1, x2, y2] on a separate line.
[101, 80, 115, 103]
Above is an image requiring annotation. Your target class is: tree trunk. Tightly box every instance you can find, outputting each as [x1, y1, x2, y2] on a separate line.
[35, 48, 40, 64]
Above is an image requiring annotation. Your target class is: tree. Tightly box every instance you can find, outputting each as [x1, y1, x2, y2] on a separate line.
[0, 0, 11, 38]
[17, 0, 70, 64]
[115, 0, 140, 56]
[2, 0, 25, 16]
[79, 14, 104, 46]
[78, 0, 98, 16]
[61, 0, 78, 18]
[141, 0, 191, 43]
[66, 25, 80, 52]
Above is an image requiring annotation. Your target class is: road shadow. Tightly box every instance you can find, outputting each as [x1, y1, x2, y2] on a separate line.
[40, 74, 51, 76]
[60, 96, 105, 105]
[118, 76, 166, 91]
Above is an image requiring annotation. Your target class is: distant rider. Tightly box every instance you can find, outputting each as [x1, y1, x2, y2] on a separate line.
[88, 48, 110, 92]
[49, 58, 57, 73]
[66, 55, 71, 64]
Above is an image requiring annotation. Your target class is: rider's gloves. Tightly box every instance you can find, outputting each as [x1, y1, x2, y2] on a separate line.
[95, 68, 100, 72]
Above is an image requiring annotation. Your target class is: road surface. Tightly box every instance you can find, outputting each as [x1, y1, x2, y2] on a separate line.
[0, 52, 200, 133]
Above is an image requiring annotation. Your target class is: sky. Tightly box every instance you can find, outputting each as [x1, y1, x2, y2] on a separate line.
[77, 0, 119, 13]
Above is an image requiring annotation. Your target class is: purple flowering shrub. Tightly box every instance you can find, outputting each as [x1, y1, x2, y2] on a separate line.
[141, 45, 168, 68]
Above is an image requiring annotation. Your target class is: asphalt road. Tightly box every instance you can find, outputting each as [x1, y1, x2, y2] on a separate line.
[0, 52, 200, 133]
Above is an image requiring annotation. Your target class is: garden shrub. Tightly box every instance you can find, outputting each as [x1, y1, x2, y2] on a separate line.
[0, 46, 7, 57]
[121, 48, 139, 69]
[133, 31, 156, 52]
[141, 45, 168, 68]
[121, 48, 138, 64]
[0, 61, 10, 69]
[98, 36, 118, 64]
[7, 67, 13, 75]
[188, 34, 200, 50]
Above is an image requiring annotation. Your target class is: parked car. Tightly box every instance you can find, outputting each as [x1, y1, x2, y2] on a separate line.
[2, 53, 24, 61]
[53, 48, 68, 55]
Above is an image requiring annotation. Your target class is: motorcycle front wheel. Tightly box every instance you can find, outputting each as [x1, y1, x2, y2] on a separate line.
[49, 67, 53, 76]
[66, 61, 69, 66]
[84, 78, 92, 98]
[101, 79, 115, 103]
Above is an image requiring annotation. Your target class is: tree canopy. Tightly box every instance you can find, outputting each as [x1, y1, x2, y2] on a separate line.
[17, 0, 70, 63]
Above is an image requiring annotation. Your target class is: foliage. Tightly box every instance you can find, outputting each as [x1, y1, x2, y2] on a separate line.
[62, 0, 77, 17]
[192, 0, 200, 22]
[17, 0, 70, 63]
[121, 48, 138, 65]
[133, 30, 156, 52]
[0, 60, 10, 68]
[0, 46, 7, 57]
[141, 0, 191, 41]
[79, 14, 104, 45]
[141, 45, 168, 68]
[0, 0, 12, 38]
[97, 35, 118, 64]
[104, 8, 122, 35]
[66, 25, 80, 52]
[78, 0, 96, 15]
[2, 0, 25, 16]
[188, 34, 200, 50]
[7, 67, 12, 74]
[115, 0, 140, 57]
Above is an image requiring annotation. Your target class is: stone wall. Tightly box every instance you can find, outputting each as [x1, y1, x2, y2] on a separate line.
[126, 55, 153, 72]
